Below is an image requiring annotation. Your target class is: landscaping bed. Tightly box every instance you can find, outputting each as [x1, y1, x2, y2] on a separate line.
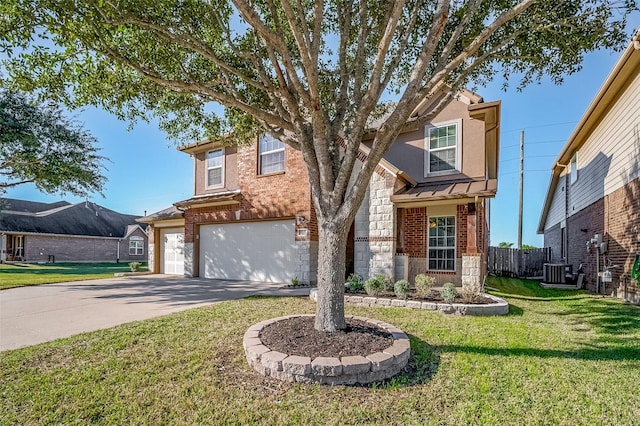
[244, 315, 410, 385]
[310, 289, 509, 315]
[259, 315, 392, 358]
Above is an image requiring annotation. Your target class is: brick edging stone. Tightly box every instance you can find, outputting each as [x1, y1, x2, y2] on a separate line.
[244, 314, 410, 385]
[309, 290, 509, 316]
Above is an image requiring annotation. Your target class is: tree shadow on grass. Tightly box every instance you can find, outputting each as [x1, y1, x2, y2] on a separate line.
[437, 342, 639, 362]
[506, 302, 524, 316]
[369, 334, 440, 389]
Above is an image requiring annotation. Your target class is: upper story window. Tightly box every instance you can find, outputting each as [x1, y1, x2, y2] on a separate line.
[259, 134, 285, 175]
[206, 149, 224, 188]
[129, 236, 144, 256]
[570, 153, 578, 185]
[425, 119, 461, 176]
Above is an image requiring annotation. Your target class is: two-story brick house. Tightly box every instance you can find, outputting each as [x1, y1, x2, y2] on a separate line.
[141, 89, 500, 288]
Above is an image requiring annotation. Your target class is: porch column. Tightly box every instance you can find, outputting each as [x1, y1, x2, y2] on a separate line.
[0, 233, 6, 263]
[466, 206, 478, 254]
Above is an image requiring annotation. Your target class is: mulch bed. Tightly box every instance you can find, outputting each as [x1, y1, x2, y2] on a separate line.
[259, 316, 393, 358]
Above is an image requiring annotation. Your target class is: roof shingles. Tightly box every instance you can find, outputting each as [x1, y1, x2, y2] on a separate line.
[0, 198, 145, 238]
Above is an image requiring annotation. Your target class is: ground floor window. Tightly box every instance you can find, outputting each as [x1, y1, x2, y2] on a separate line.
[129, 236, 144, 255]
[428, 216, 455, 271]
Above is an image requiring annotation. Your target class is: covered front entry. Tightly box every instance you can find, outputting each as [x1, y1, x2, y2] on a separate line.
[160, 228, 185, 275]
[199, 220, 296, 283]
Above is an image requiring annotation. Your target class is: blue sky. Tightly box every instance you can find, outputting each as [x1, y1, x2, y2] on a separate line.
[5, 17, 639, 247]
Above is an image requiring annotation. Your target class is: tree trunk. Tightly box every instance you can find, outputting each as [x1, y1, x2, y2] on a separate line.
[314, 219, 349, 332]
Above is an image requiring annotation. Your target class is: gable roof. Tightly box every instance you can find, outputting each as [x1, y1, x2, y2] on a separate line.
[0, 198, 146, 238]
[537, 27, 640, 233]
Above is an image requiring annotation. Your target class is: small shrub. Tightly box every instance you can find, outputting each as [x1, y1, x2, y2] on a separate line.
[459, 291, 482, 304]
[440, 282, 458, 304]
[345, 273, 364, 293]
[291, 276, 299, 287]
[394, 279, 411, 299]
[364, 277, 384, 297]
[415, 274, 436, 297]
[377, 274, 394, 292]
[128, 262, 141, 272]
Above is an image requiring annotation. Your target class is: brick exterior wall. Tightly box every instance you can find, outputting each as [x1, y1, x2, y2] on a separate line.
[397, 201, 488, 286]
[605, 177, 640, 302]
[545, 176, 640, 303]
[19, 229, 148, 263]
[568, 198, 604, 292]
[402, 207, 427, 257]
[185, 143, 313, 243]
[543, 223, 563, 263]
[183, 142, 315, 281]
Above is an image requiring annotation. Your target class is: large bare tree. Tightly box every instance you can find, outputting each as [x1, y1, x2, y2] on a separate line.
[0, 0, 634, 331]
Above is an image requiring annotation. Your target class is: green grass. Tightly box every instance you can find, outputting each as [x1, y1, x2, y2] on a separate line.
[0, 262, 148, 290]
[1, 278, 639, 425]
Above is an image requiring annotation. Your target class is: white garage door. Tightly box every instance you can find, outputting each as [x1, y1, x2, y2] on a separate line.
[161, 228, 185, 275]
[199, 220, 296, 283]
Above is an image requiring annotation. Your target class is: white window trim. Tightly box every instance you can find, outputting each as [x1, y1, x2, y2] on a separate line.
[570, 153, 578, 185]
[424, 118, 462, 177]
[427, 215, 457, 272]
[258, 135, 285, 175]
[206, 148, 225, 189]
[129, 236, 144, 256]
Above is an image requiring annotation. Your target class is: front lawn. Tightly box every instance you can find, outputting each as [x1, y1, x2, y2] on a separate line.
[0, 262, 148, 290]
[1, 277, 639, 424]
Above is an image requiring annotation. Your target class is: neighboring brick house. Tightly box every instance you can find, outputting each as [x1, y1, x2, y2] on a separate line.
[538, 28, 640, 304]
[0, 198, 148, 263]
[142, 89, 500, 288]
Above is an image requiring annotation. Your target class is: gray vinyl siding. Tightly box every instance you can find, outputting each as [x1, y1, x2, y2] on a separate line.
[545, 176, 567, 232]
[567, 71, 640, 217]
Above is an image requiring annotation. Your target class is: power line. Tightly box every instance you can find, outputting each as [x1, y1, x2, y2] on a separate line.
[501, 169, 550, 176]
[502, 139, 567, 149]
[501, 120, 579, 134]
[502, 154, 556, 162]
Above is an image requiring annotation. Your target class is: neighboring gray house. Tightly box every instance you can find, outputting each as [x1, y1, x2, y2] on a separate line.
[0, 198, 148, 263]
[538, 28, 640, 304]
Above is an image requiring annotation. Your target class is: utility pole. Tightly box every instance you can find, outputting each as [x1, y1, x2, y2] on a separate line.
[518, 130, 524, 249]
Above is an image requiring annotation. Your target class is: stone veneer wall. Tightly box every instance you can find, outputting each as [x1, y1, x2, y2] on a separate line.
[354, 170, 396, 279]
[147, 225, 155, 273]
[294, 241, 318, 285]
[184, 242, 195, 278]
[461, 254, 483, 293]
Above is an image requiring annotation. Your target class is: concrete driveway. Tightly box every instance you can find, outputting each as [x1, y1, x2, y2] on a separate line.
[0, 274, 310, 351]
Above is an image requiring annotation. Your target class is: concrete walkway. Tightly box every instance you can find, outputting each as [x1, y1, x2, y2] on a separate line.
[0, 274, 310, 351]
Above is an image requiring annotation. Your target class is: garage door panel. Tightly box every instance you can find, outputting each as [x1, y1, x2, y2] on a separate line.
[199, 221, 295, 283]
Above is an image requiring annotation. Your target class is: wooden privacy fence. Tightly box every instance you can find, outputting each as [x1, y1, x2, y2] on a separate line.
[488, 247, 551, 278]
